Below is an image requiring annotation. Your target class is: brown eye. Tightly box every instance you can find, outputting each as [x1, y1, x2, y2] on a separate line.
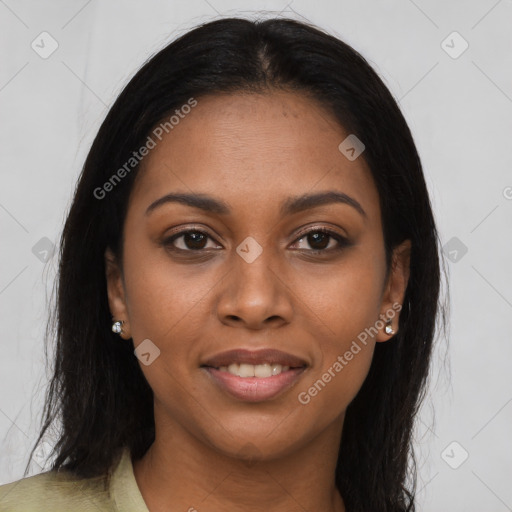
[163, 230, 220, 251]
[292, 228, 350, 254]
[305, 232, 331, 250]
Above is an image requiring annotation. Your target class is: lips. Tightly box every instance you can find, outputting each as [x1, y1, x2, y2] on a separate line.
[203, 366, 307, 402]
[201, 348, 308, 369]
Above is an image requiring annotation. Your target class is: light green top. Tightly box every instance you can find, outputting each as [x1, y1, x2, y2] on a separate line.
[0, 447, 149, 511]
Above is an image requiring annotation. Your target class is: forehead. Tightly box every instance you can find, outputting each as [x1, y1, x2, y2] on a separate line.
[130, 91, 380, 221]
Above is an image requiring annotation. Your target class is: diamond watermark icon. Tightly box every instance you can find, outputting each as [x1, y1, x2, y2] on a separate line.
[237, 442, 263, 468]
[236, 236, 263, 264]
[338, 134, 365, 161]
[134, 339, 161, 366]
[32, 237, 55, 263]
[443, 236, 468, 263]
[31, 31, 59, 59]
[441, 441, 469, 469]
[441, 31, 469, 59]
[32, 441, 53, 469]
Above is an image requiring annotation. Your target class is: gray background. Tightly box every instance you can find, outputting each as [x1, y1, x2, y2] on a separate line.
[1, 1, 511, 510]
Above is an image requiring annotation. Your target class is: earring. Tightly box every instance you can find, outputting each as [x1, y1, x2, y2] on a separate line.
[384, 318, 394, 335]
[112, 320, 124, 334]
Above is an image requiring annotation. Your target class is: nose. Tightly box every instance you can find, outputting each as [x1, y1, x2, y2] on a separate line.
[215, 249, 294, 330]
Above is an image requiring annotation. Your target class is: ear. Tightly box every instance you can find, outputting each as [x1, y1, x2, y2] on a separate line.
[105, 247, 131, 340]
[375, 239, 411, 342]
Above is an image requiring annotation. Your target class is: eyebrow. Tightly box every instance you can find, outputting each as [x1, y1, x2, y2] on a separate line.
[145, 191, 367, 219]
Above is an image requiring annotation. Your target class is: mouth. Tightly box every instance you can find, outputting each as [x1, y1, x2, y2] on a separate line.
[201, 348, 308, 371]
[206, 362, 297, 377]
[200, 348, 308, 402]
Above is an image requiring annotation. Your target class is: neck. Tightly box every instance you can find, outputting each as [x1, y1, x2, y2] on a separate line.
[133, 407, 346, 512]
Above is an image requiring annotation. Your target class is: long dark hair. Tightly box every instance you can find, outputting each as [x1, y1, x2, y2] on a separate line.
[26, 17, 448, 512]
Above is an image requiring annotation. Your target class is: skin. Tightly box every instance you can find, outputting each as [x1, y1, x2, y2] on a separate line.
[105, 90, 411, 512]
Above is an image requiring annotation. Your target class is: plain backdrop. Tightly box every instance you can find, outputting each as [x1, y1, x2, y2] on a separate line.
[1, 1, 511, 510]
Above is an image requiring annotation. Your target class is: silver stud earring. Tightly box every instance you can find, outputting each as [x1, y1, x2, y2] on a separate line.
[112, 320, 124, 334]
[384, 318, 394, 335]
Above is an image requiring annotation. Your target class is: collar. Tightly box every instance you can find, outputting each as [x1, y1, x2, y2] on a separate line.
[110, 446, 150, 511]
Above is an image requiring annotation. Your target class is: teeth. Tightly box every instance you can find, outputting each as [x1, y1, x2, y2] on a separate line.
[255, 364, 272, 378]
[218, 363, 291, 377]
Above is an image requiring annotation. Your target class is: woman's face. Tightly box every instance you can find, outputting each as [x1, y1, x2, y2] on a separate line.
[106, 91, 410, 460]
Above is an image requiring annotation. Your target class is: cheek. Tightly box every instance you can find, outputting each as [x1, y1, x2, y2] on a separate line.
[121, 239, 231, 391]
[294, 342, 374, 441]
[120, 250, 214, 411]
[295, 246, 386, 337]
[122, 236, 211, 331]
[294, 274, 379, 424]
[292, 250, 385, 410]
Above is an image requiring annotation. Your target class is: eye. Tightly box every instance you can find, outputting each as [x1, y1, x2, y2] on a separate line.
[161, 226, 350, 255]
[291, 227, 350, 254]
[162, 229, 221, 252]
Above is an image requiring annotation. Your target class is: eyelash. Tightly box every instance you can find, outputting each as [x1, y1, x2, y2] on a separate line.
[161, 226, 350, 256]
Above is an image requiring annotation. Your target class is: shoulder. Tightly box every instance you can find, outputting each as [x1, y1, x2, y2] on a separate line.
[0, 465, 112, 512]
[0, 447, 148, 512]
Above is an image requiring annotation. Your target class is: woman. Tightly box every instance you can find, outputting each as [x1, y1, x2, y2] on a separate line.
[0, 16, 446, 512]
